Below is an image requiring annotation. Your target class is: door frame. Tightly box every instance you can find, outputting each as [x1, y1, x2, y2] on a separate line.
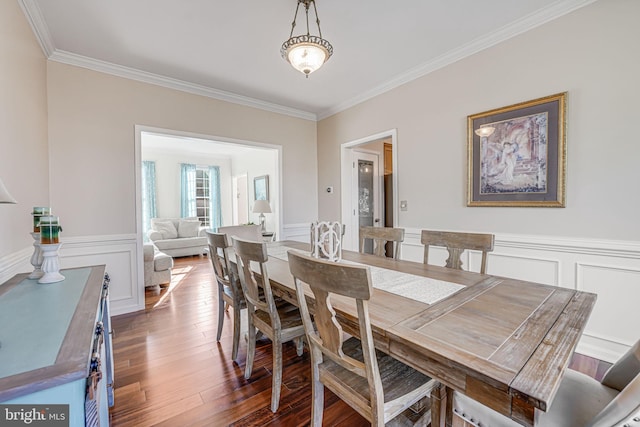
[351, 150, 382, 252]
[232, 173, 249, 225]
[340, 129, 398, 251]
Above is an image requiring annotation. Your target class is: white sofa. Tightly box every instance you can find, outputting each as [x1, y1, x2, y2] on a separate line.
[143, 243, 173, 288]
[147, 217, 208, 257]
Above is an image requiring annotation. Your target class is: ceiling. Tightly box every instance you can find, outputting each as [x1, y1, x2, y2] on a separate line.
[21, 0, 594, 120]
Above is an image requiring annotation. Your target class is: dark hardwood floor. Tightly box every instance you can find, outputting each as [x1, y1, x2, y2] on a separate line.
[109, 256, 611, 426]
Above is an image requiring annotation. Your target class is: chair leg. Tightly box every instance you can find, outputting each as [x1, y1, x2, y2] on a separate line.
[244, 314, 256, 380]
[295, 336, 304, 356]
[216, 288, 225, 342]
[270, 337, 283, 413]
[310, 363, 324, 427]
[231, 304, 241, 361]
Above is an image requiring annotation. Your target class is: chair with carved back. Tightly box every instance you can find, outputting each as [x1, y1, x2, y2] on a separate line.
[440, 338, 640, 427]
[232, 237, 305, 413]
[420, 230, 494, 274]
[216, 224, 263, 310]
[359, 226, 405, 260]
[287, 250, 436, 426]
[206, 231, 245, 362]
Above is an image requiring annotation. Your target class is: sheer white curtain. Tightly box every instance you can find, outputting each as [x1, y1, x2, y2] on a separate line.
[208, 166, 222, 229]
[180, 163, 197, 218]
[142, 161, 157, 238]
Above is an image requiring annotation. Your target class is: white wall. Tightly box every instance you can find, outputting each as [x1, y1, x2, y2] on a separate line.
[0, 0, 49, 283]
[230, 149, 279, 235]
[318, 0, 639, 242]
[317, 0, 640, 361]
[0, 9, 318, 313]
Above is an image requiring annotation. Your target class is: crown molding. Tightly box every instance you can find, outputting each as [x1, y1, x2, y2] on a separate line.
[18, 1, 316, 122]
[48, 50, 317, 121]
[19, 0, 596, 123]
[18, 0, 54, 56]
[316, 0, 598, 120]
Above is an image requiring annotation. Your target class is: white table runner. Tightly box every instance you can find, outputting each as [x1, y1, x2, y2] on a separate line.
[267, 245, 463, 305]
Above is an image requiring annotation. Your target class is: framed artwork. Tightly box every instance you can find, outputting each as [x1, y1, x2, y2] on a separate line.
[467, 92, 566, 207]
[254, 175, 269, 201]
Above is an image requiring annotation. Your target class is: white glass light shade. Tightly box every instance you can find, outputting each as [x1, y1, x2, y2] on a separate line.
[475, 127, 496, 138]
[280, 0, 333, 77]
[252, 200, 272, 214]
[286, 42, 329, 76]
[0, 178, 17, 204]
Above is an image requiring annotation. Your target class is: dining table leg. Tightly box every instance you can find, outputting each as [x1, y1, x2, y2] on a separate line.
[431, 381, 447, 427]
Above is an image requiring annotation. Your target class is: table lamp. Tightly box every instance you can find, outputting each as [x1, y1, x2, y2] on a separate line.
[0, 178, 17, 204]
[252, 200, 271, 232]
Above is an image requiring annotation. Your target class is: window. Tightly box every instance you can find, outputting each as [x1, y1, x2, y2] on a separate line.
[195, 167, 210, 226]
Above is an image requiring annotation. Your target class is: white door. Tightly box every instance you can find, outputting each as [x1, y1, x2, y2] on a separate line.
[349, 151, 382, 252]
[232, 174, 249, 225]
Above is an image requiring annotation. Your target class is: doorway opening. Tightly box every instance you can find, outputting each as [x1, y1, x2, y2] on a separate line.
[340, 130, 398, 252]
[134, 126, 282, 302]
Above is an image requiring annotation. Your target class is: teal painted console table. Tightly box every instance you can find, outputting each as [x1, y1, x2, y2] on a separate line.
[0, 265, 113, 426]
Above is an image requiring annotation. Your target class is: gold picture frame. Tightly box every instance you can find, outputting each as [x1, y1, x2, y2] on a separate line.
[467, 92, 566, 207]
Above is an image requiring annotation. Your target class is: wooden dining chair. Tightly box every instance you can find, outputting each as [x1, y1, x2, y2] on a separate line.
[232, 237, 305, 413]
[359, 226, 404, 260]
[443, 338, 640, 427]
[206, 231, 245, 362]
[287, 250, 436, 426]
[421, 230, 494, 274]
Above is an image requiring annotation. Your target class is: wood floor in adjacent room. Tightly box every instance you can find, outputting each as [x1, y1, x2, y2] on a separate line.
[109, 256, 611, 427]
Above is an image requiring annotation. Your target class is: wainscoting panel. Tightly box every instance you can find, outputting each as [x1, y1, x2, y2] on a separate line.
[487, 253, 560, 286]
[576, 263, 640, 357]
[281, 223, 311, 243]
[58, 235, 142, 316]
[0, 247, 32, 285]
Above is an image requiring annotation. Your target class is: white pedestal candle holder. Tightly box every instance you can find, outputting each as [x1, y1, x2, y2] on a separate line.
[38, 243, 65, 284]
[28, 232, 44, 279]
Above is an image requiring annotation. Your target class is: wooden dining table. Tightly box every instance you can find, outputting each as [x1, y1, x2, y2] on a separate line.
[243, 240, 597, 427]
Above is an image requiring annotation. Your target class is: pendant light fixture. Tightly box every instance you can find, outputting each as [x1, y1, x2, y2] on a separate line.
[281, 0, 333, 77]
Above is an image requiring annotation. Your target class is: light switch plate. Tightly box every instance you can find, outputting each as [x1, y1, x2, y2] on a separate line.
[400, 200, 408, 211]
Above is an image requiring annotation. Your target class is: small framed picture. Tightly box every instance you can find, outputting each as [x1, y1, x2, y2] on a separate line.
[467, 92, 566, 207]
[254, 175, 269, 201]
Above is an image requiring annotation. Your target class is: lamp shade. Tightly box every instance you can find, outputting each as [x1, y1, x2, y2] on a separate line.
[252, 200, 272, 214]
[0, 178, 17, 204]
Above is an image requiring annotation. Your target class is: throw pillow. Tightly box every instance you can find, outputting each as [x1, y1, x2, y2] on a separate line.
[178, 219, 201, 238]
[153, 219, 178, 239]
